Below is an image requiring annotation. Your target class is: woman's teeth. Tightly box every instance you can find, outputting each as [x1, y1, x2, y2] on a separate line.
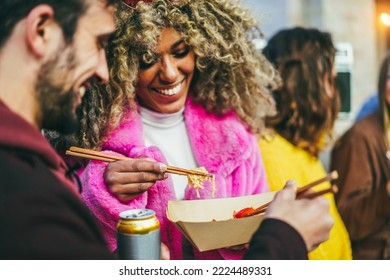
[156, 82, 182, 96]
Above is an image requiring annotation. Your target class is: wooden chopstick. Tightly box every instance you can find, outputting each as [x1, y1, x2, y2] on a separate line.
[245, 184, 338, 217]
[68, 146, 130, 162]
[66, 150, 117, 163]
[66, 146, 212, 177]
[303, 185, 338, 199]
[295, 170, 338, 197]
[242, 171, 339, 218]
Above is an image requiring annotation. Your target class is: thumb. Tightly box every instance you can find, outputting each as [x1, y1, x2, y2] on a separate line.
[279, 180, 298, 200]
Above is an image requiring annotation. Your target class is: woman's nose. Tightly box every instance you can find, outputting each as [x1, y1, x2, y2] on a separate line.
[159, 57, 179, 82]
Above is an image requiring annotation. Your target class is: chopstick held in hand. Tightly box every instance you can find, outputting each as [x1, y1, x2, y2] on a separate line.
[238, 171, 339, 218]
[66, 146, 213, 178]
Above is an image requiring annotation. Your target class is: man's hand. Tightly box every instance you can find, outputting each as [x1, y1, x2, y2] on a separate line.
[264, 180, 334, 252]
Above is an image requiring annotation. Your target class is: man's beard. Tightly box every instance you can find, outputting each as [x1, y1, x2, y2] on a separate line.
[36, 47, 81, 135]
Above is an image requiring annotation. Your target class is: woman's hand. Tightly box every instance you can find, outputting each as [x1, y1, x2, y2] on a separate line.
[104, 158, 168, 202]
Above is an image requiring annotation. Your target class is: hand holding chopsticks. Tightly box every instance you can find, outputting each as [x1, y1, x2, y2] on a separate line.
[234, 171, 339, 218]
[66, 146, 215, 201]
[263, 180, 335, 252]
[66, 146, 213, 178]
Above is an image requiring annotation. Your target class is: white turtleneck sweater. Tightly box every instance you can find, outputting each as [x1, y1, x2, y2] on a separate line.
[140, 106, 198, 200]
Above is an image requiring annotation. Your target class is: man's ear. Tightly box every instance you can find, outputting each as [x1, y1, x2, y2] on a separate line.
[25, 5, 58, 58]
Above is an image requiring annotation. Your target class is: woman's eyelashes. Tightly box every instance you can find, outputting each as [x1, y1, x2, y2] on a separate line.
[173, 46, 191, 58]
[139, 60, 156, 69]
[139, 46, 191, 69]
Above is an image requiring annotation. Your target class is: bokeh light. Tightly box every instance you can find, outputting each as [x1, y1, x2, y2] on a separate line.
[380, 12, 390, 26]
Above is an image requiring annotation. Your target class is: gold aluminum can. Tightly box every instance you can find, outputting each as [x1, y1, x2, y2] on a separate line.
[116, 209, 160, 260]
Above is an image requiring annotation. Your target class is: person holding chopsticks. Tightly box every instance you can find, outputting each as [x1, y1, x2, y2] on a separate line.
[51, 0, 279, 260]
[0, 0, 333, 260]
[244, 180, 333, 259]
[258, 27, 352, 260]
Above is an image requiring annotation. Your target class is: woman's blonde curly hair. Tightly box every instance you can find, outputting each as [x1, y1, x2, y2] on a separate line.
[49, 0, 279, 150]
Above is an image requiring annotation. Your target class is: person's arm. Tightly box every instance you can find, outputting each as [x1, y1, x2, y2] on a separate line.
[244, 219, 307, 260]
[244, 181, 333, 259]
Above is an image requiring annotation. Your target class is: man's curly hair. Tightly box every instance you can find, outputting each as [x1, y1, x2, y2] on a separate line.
[262, 27, 340, 156]
[49, 0, 279, 150]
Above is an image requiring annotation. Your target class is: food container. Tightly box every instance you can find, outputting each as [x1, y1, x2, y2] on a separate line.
[166, 192, 276, 252]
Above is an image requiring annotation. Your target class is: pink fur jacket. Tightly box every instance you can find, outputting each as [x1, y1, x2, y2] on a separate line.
[80, 98, 269, 260]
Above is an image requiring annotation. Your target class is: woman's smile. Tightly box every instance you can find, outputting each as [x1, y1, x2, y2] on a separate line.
[136, 28, 195, 114]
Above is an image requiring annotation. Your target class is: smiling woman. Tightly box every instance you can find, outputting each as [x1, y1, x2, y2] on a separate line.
[49, 0, 279, 260]
[135, 28, 195, 114]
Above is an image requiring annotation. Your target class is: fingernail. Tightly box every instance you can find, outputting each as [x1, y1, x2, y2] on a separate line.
[286, 180, 295, 185]
[285, 180, 297, 189]
[159, 164, 167, 172]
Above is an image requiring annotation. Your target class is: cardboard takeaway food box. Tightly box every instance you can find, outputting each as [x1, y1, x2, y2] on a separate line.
[166, 192, 276, 252]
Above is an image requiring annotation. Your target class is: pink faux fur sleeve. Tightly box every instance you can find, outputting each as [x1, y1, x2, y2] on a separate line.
[80, 150, 148, 252]
[80, 147, 182, 259]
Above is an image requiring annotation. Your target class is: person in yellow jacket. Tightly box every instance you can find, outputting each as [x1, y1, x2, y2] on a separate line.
[259, 27, 352, 260]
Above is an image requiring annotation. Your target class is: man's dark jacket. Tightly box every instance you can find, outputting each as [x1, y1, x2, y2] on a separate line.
[0, 101, 114, 259]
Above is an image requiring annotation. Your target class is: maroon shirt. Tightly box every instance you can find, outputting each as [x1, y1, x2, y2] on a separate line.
[0, 101, 114, 259]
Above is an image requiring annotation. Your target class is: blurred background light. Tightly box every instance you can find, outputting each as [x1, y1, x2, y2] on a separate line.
[380, 12, 390, 26]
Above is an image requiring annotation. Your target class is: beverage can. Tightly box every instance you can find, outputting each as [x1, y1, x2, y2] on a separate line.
[116, 209, 160, 260]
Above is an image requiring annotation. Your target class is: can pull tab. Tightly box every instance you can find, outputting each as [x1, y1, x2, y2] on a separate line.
[120, 209, 156, 219]
[126, 209, 149, 218]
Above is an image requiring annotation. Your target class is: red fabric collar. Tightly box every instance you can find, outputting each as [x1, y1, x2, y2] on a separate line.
[0, 100, 79, 194]
[0, 101, 62, 168]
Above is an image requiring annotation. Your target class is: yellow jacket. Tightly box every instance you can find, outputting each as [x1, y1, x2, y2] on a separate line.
[259, 133, 352, 260]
